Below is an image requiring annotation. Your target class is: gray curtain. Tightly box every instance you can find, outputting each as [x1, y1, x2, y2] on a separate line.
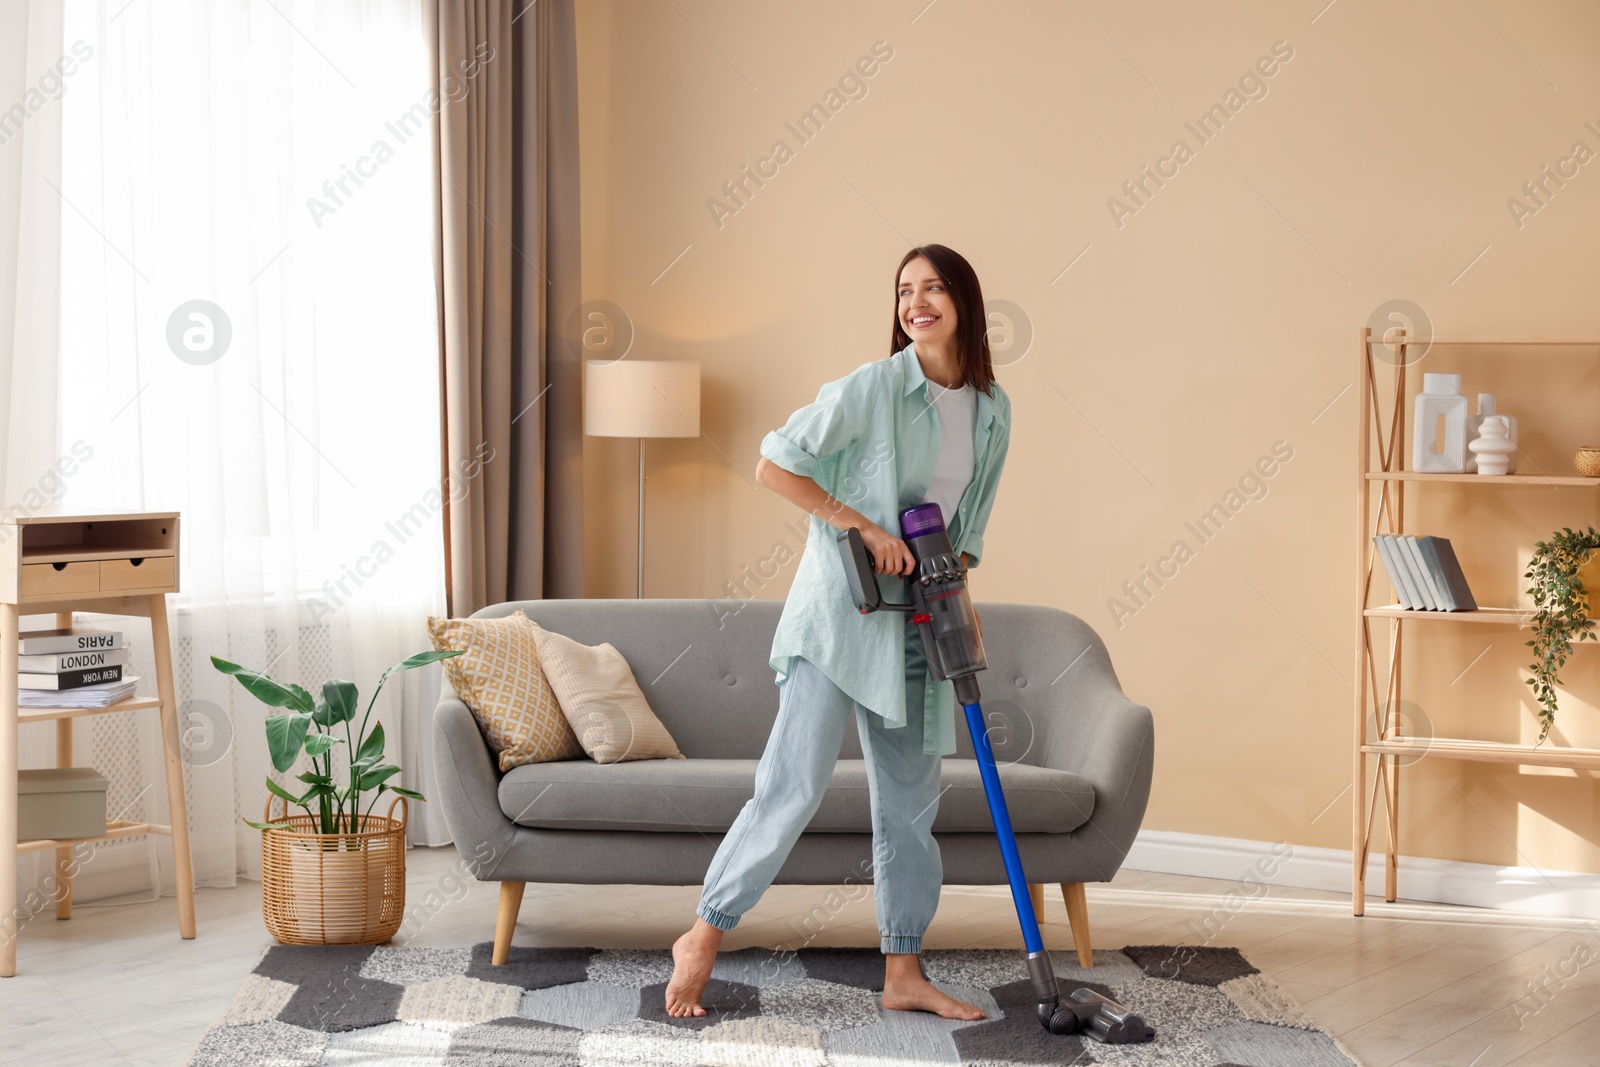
[427, 0, 584, 616]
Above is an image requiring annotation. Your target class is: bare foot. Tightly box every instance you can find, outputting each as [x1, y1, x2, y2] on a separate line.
[882, 955, 987, 1020]
[665, 919, 723, 1018]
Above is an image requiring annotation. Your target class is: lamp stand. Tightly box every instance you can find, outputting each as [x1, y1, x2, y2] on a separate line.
[637, 438, 645, 599]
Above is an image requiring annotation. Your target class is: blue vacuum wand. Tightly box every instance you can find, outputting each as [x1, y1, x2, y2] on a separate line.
[836, 503, 1154, 1043]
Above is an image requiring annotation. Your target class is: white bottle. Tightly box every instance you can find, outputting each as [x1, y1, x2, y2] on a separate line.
[1412, 373, 1469, 473]
[1464, 393, 1517, 474]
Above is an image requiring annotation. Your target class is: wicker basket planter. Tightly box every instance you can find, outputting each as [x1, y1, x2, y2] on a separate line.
[259, 795, 407, 945]
[214, 648, 457, 946]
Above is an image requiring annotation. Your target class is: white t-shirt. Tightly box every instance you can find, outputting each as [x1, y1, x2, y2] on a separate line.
[923, 381, 976, 532]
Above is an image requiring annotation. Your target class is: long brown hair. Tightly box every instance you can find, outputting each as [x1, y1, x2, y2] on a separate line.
[889, 244, 996, 396]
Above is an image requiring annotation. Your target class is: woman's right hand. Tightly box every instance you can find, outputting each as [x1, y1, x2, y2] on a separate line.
[859, 523, 914, 576]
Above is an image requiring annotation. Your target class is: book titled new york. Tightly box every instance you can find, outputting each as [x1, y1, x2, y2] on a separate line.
[18, 664, 125, 690]
[1415, 536, 1478, 611]
[17, 628, 124, 655]
[17, 649, 124, 673]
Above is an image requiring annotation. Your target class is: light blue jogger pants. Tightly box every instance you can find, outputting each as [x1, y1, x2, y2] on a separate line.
[696, 640, 943, 955]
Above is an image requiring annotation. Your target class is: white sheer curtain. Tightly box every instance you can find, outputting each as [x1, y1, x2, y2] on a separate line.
[1, 0, 64, 497]
[5, 0, 76, 901]
[38, 0, 449, 903]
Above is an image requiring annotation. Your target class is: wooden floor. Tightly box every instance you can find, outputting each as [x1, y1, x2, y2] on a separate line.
[1, 845, 1595, 1065]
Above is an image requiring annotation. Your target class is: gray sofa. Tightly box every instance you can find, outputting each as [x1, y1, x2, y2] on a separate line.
[432, 598, 1154, 968]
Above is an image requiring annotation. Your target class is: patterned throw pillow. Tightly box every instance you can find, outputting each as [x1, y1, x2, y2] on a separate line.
[426, 611, 585, 771]
[531, 626, 685, 764]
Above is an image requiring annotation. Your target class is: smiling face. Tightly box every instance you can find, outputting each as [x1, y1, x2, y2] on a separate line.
[897, 256, 957, 349]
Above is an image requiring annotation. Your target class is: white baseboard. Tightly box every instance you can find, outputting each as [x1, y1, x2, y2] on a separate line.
[1126, 829, 1600, 922]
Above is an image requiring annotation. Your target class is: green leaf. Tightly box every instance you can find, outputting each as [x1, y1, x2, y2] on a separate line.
[388, 785, 425, 802]
[357, 652, 466, 746]
[393, 649, 465, 671]
[263, 713, 312, 773]
[303, 733, 343, 758]
[296, 771, 333, 785]
[212, 657, 315, 714]
[358, 764, 400, 791]
[265, 776, 305, 808]
[355, 722, 386, 766]
[244, 819, 287, 831]
[320, 679, 360, 727]
[1524, 529, 1600, 741]
[375, 650, 464, 694]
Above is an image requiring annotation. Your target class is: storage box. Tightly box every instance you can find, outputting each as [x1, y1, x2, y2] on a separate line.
[18, 767, 108, 841]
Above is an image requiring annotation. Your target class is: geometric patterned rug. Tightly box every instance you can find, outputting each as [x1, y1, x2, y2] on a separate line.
[185, 942, 1358, 1066]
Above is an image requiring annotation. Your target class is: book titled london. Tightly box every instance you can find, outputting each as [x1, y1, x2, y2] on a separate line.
[18, 664, 125, 690]
[17, 649, 124, 673]
[16, 628, 124, 655]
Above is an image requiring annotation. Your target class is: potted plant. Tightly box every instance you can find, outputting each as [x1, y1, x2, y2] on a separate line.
[1524, 526, 1600, 743]
[214, 649, 462, 945]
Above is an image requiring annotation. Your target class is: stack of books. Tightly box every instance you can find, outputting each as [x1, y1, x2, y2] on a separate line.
[1372, 534, 1478, 612]
[17, 628, 140, 708]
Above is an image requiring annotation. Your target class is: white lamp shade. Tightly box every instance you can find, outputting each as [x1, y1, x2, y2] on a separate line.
[584, 359, 701, 438]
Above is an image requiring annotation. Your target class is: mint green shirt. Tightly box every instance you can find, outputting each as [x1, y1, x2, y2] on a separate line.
[758, 341, 1012, 756]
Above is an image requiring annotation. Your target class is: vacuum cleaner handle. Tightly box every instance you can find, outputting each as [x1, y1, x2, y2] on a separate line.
[835, 526, 911, 615]
[837, 526, 952, 678]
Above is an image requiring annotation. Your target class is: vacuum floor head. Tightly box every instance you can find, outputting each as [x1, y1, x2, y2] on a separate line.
[1063, 987, 1155, 1043]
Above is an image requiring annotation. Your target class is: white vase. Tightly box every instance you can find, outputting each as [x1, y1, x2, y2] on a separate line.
[1465, 393, 1518, 474]
[1412, 373, 1469, 473]
[1469, 416, 1516, 476]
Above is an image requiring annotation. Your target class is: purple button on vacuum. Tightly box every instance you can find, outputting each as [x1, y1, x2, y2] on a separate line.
[900, 503, 946, 538]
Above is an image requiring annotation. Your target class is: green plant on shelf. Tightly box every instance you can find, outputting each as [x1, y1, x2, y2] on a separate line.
[1525, 526, 1600, 743]
[211, 649, 463, 834]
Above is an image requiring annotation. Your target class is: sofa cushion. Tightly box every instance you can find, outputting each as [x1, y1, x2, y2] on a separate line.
[531, 624, 685, 764]
[497, 758, 1094, 835]
[427, 611, 585, 771]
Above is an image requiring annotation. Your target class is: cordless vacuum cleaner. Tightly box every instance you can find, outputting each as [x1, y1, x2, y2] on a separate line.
[836, 502, 1154, 1044]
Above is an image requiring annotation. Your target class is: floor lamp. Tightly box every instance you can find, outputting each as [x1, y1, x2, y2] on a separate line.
[583, 359, 701, 598]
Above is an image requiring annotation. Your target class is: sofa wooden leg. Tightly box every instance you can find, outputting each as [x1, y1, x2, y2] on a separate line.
[1060, 882, 1092, 968]
[1028, 883, 1044, 922]
[493, 881, 525, 965]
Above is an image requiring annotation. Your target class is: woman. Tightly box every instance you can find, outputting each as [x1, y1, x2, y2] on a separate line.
[665, 244, 1012, 1019]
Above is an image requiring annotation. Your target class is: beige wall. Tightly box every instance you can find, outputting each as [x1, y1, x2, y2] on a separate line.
[573, 1, 1600, 875]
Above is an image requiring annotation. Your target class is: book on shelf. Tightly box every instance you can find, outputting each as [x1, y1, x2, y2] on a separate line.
[1378, 536, 1423, 608]
[1417, 536, 1478, 611]
[1371, 534, 1477, 611]
[17, 664, 124, 690]
[1402, 537, 1446, 609]
[1373, 537, 1414, 609]
[17, 675, 141, 709]
[17, 649, 125, 673]
[17, 628, 124, 655]
[1392, 534, 1433, 608]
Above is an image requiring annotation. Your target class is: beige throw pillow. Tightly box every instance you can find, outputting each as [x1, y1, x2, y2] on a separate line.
[427, 611, 585, 771]
[531, 626, 685, 764]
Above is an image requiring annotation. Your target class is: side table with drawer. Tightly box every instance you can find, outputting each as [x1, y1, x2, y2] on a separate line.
[0, 509, 195, 977]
